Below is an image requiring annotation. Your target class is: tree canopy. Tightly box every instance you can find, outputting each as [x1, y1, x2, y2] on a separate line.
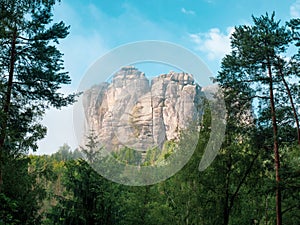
[217, 12, 300, 225]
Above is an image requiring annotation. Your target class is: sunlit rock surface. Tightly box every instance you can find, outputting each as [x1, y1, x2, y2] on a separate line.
[83, 66, 203, 151]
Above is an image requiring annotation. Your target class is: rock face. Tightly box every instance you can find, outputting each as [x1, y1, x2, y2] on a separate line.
[83, 66, 203, 151]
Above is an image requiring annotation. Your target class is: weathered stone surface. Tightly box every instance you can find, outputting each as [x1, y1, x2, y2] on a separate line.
[83, 66, 203, 151]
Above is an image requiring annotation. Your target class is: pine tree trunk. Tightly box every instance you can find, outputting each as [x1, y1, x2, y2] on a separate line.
[223, 202, 230, 225]
[0, 28, 17, 191]
[267, 62, 282, 225]
[223, 154, 231, 225]
[265, 196, 268, 225]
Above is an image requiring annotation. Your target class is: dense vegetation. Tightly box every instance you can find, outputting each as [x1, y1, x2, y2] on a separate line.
[0, 0, 299, 224]
[12, 104, 300, 225]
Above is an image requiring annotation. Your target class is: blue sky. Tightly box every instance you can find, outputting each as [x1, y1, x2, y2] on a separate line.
[35, 0, 300, 154]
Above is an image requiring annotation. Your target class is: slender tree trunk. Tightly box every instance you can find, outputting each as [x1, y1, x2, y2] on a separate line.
[0, 28, 17, 191]
[267, 62, 282, 225]
[229, 152, 259, 212]
[265, 196, 268, 225]
[278, 66, 300, 146]
[223, 154, 231, 225]
[223, 190, 230, 225]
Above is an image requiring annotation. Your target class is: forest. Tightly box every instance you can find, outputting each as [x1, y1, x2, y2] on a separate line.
[0, 1, 300, 225]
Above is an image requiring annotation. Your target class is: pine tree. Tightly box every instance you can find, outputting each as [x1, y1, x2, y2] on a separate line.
[80, 130, 104, 164]
[0, 0, 78, 223]
[0, 0, 78, 189]
[217, 12, 300, 225]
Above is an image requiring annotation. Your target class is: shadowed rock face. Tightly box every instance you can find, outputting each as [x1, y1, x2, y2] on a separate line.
[83, 66, 203, 151]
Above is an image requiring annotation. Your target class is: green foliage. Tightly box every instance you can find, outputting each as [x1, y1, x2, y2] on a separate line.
[113, 146, 142, 166]
[0, 0, 79, 153]
[0, 1, 79, 223]
[0, 155, 47, 224]
[26, 108, 300, 225]
[217, 12, 300, 225]
[218, 12, 300, 144]
[80, 131, 103, 164]
[52, 144, 83, 161]
[1, 8, 300, 225]
[280, 145, 300, 225]
[48, 159, 120, 225]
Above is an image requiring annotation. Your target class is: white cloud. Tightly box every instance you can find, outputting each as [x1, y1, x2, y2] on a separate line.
[181, 7, 195, 15]
[291, 0, 300, 18]
[189, 27, 234, 60]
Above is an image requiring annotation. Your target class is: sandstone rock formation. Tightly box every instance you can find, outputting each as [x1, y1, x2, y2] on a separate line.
[83, 66, 203, 151]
